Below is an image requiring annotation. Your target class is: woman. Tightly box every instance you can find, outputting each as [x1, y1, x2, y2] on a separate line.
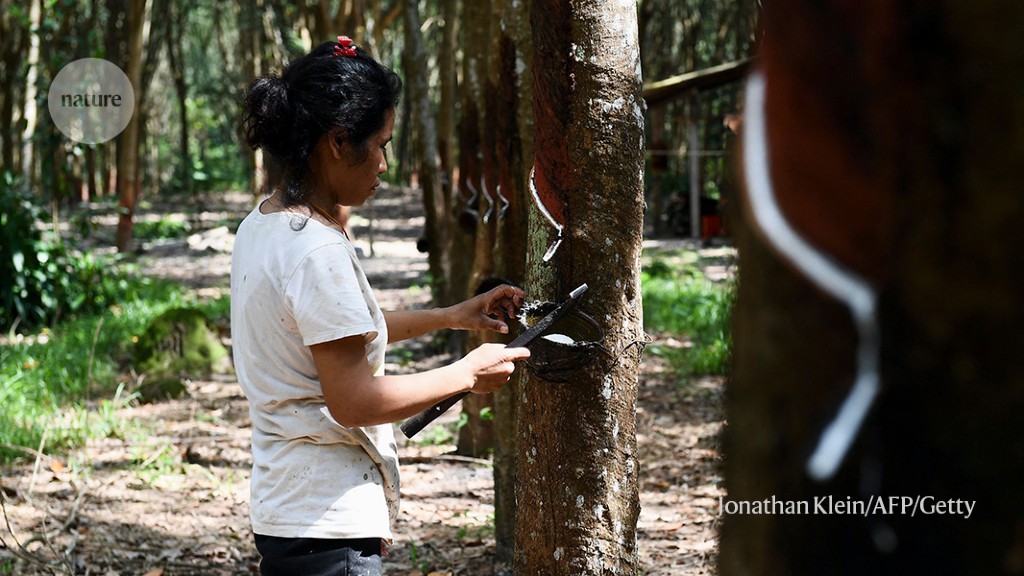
[233, 37, 529, 575]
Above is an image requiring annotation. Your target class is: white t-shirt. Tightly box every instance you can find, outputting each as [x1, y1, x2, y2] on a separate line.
[230, 205, 399, 539]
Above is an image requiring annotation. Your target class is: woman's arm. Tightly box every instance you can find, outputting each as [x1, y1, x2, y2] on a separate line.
[382, 308, 452, 343]
[383, 284, 526, 343]
[311, 335, 530, 428]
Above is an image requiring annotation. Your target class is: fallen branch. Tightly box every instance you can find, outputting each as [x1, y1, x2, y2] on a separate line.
[401, 454, 493, 467]
[0, 481, 79, 575]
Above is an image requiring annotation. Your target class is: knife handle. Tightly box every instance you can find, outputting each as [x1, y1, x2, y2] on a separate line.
[400, 391, 470, 438]
[401, 288, 582, 439]
[400, 329, 538, 438]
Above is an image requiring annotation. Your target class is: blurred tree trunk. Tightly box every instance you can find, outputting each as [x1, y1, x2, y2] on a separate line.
[456, 0, 533, 463]
[469, 0, 498, 310]
[486, 0, 518, 279]
[115, 0, 149, 253]
[457, 0, 498, 459]
[446, 0, 493, 461]
[167, 0, 192, 198]
[239, 0, 263, 200]
[723, 2, 1024, 575]
[442, 0, 484, 456]
[401, 0, 447, 306]
[368, 1, 401, 58]
[306, 0, 364, 44]
[436, 0, 460, 309]
[448, 0, 483, 315]
[19, 0, 41, 188]
[437, 0, 457, 245]
[514, 1, 645, 574]
[138, 0, 167, 201]
[84, 146, 97, 200]
[489, 0, 533, 562]
[0, 0, 25, 173]
[343, 0, 366, 41]
[103, 0, 126, 201]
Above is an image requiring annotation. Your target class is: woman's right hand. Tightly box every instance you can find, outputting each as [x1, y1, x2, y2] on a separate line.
[455, 343, 531, 394]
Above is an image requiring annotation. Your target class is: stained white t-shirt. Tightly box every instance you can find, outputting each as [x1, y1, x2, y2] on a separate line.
[230, 205, 399, 539]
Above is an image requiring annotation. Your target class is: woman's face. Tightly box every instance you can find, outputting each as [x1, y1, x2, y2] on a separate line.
[329, 110, 394, 207]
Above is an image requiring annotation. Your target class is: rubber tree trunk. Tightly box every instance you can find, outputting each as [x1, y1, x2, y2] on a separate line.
[456, 0, 532, 463]
[437, 0, 458, 221]
[446, 0, 481, 315]
[452, 0, 494, 458]
[514, 1, 645, 574]
[0, 6, 24, 174]
[723, 2, 1024, 574]
[456, 0, 534, 462]
[115, 0, 148, 253]
[401, 0, 447, 307]
[19, 0, 40, 189]
[491, 0, 534, 563]
[167, 1, 192, 199]
[238, 0, 262, 201]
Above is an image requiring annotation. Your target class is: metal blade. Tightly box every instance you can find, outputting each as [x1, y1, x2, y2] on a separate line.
[507, 283, 588, 349]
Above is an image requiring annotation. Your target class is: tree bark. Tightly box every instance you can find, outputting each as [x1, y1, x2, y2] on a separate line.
[0, 0, 22, 174]
[167, 0, 192, 198]
[724, 2, 1024, 574]
[490, 0, 533, 563]
[514, 1, 645, 574]
[433, 0, 462, 333]
[401, 0, 447, 304]
[238, 0, 263, 201]
[115, 0, 149, 253]
[458, 0, 499, 458]
[19, 0, 41, 189]
[437, 0, 457, 233]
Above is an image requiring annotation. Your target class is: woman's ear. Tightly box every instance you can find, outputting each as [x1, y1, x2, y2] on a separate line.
[328, 128, 348, 159]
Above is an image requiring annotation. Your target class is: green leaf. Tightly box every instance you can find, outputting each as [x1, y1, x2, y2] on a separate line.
[479, 406, 494, 421]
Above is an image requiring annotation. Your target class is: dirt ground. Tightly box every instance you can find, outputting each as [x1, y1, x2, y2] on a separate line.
[0, 187, 727, 575]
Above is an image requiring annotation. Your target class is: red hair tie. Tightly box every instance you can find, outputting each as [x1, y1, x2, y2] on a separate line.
[334, 36, 357, 57]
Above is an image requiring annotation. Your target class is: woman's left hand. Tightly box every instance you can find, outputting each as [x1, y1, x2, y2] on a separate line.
[447, 284, 526, 333]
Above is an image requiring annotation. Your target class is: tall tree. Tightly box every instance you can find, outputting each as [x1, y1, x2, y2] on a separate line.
[452, 0, 488, 301]
[457, 0, 500, 458]
[165, 0, 191, 197]
[515, 1, 645, 574]
[19, 0, 41, 188]
[401, 0, 447, 304]
[238, 0, 264, 199]
[724, 2, 1024, 574]
[303, 0, 366, 44]
[437, 0, 458, 233]
[0, 0, 29, 174]
[114, 0, 150, 252]
[487, 0, 534, 562]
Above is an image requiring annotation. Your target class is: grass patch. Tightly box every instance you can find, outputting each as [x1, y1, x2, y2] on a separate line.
[0, 275, 229, 464]
[642, 250, 734, 379]
[134, 215, 192, 241]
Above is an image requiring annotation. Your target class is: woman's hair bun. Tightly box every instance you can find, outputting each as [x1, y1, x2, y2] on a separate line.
[241, 75, 292, 158]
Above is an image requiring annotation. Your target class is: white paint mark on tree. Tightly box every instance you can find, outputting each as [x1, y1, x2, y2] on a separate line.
[529, 165, 564, 261]
[743, 71, 881, 482]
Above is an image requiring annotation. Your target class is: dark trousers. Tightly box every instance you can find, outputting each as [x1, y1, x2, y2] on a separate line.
[254, 535, 383, 576]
